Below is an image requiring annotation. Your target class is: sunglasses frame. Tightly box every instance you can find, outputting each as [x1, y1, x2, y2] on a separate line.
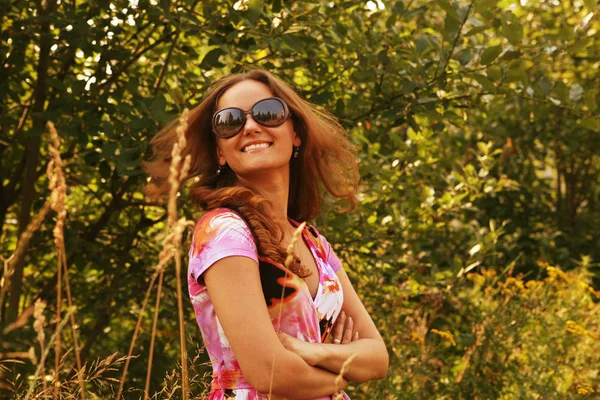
[212, 97, 291, 139]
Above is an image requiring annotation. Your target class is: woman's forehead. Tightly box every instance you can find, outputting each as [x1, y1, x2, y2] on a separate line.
[217, 79, 273, 110]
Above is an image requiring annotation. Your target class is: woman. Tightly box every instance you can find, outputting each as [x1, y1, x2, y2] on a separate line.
[145, 69, 388, 399]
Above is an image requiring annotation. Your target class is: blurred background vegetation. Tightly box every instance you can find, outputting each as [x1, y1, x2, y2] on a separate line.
[1, 0, 600, 398]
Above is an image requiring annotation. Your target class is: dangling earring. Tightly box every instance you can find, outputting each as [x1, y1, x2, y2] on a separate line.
[216, 165, 223, 175]
[293, 147, 300, 158]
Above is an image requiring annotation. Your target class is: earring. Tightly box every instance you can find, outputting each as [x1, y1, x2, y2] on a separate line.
[216, 165, 223, 175]
[293, 147, 300, 158]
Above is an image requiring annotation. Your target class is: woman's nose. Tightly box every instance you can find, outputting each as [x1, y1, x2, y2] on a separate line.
[242, 113, 261, 135]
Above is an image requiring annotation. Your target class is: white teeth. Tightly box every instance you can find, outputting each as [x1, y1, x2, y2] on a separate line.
[242, 143, 271, 152]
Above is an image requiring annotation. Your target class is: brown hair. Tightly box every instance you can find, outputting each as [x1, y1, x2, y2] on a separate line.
[143, 68, 359, 275]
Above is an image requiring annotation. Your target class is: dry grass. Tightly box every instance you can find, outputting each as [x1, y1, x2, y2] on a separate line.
[117, 109, 194, 399]
[47, 121, 85, 398]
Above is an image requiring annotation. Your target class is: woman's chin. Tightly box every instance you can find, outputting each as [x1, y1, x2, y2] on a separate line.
[235, 162, 290, 178]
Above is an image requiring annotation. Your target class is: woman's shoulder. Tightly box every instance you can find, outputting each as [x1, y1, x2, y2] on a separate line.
[194, 207, 248, 230]
[191, 208, 253, 246]
[189, 208, 256, 258]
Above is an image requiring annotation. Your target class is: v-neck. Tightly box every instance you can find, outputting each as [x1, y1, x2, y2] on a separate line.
[288, 219, 323, 302]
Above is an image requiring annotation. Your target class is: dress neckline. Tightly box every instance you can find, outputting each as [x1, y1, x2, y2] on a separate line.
[287, 218, 323, 302]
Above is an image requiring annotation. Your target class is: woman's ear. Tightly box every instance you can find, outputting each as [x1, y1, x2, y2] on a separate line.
[215, 144, 226, 166]
[293, 134, 302, 148]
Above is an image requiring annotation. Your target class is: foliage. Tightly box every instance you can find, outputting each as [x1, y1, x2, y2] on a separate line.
[1, 0, 600, 398]
[349, 262, 600, 399]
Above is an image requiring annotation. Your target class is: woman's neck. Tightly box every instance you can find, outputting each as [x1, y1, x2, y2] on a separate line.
[237, 170, 293, 231]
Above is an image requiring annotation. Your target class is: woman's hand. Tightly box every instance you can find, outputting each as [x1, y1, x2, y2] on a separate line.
[330, 311, 359, 345]
[278, 312, 360, 366]
[278, 332, 323, 366]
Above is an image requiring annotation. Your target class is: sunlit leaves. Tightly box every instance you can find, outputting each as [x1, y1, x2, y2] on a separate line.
[480, 44, 502, 65]
[583, 0, 597, 12]
[501, 11, 523, 45]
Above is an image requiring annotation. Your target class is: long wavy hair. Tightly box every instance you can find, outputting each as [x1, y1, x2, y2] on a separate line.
[143, 68, 359, 276]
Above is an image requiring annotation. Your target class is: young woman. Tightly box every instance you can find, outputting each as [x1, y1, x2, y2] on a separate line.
[145, 69, 388, 399]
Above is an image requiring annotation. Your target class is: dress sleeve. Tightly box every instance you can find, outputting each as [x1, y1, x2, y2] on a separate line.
[188, 208, 259, 285]
[316, 230, 344, 273]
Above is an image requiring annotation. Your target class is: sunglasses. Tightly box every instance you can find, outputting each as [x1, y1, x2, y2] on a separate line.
[212, 97, 291, 138]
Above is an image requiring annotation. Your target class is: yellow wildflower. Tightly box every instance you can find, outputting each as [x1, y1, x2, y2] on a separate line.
[577, 383, 594, 395]
[565, 320, 598, 340]
[546, 266, 567, 281]
[430, 329, 457, 346]
[410, 331, 425, 346]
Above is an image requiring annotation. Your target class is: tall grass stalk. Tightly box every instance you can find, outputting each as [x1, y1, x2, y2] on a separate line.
[169, 109, 192, 400]
[119, 109, 192, 399]
[47, 121, 85, 398]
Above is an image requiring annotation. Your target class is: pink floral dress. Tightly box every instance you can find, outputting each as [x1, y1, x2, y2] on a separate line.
[187, 208, 350, 400]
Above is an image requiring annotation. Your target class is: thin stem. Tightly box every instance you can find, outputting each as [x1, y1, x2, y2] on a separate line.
[55, 240, 62, 398]
[116, 270, 160, 399]
[174, 252, 189, 399]
[145, 269, 165, 399]
[60, 251, 85, 398]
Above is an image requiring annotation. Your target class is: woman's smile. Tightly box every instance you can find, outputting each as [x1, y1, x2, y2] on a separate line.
[241, 141, 273, 153]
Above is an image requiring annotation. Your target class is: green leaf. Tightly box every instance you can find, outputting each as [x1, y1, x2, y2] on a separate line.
[500, 49, 521, 61]
[568, 38, 592, 55]
[457, 50, 474, 66]
[536, 77, 553, 95]
[477, 142, 489, 155]
[444, 14, 461, 39]
[583, 0, 597, 11]
[201, 48, 226, 68]
[150, 94, 167, 117]
[101, 120, 114, 137]
[474, 0, 499, 11]
[486, 66, 502, 81]
[282, 34, 304, 52]
[436, 0, 460, 21]
[480, 45, 503, 65]
[473, 74, 496, 92]
[247, 0, 263, 25]
[501, 12, 523, 45]
[466, 26, 488, 36]
[102, 142, 118, 157]
[402, 81, 417, 94]
[392, 1, 405, 14]
[405, 5, 428, 18]
[584, 88, 598, 111]
[581, 117, 600, 132]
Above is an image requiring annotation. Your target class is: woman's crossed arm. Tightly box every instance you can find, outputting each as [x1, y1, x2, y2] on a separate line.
[204, 256, 347, 399]
[279, 267, 389, 383]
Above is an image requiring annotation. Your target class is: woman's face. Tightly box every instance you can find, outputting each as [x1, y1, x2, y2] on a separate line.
[214, 79, 301, 180]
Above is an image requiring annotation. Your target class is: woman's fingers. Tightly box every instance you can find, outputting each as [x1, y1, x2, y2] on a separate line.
[331, 311, 360, 344]
[332, 311, 346, 344]
[342, 316, 354, 344]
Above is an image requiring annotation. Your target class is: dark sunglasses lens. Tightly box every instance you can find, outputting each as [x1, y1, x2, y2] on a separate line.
[214, 109, 244, 137]
[252, 99, 286, 126]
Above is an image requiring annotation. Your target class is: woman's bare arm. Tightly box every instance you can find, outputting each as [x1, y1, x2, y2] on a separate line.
[204, 256, 347, 398]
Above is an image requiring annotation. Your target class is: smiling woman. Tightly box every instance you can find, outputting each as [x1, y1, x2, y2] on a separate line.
[143, 69, 388, 399]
